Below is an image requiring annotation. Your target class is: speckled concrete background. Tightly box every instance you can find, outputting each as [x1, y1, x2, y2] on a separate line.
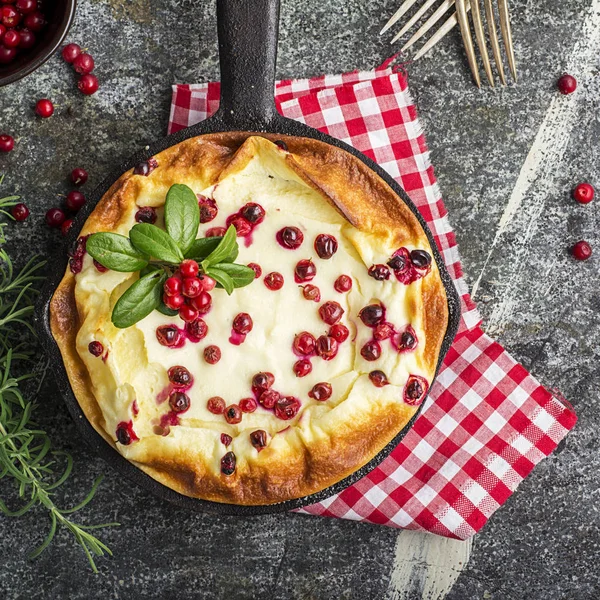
[0, 0, 598, 599]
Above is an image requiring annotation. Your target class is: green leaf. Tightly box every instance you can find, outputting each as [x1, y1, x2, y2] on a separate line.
[185, 236, 239, 262]
[86, 233, 148, 272]
[205, 267, 234, 295]
[129, 224, 183, 264]
[164, 184, 200, 254]
[112, 271, 166, 328]
[211, 263, 256, 289]
[201, 225, 238, 269]
[156, 302, 178, 316]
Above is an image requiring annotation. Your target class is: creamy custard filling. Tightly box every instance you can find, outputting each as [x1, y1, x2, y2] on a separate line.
[73, 142, 435, 472]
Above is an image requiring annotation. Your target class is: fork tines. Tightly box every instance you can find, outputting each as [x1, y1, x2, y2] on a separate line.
[381, 0, 517, 87]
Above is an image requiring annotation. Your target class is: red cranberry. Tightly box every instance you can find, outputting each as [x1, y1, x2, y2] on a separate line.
[23, 11, 45, 32]
[3, 29, 20, 48]
[239, 397, 258, 413]
[78, 74, 99, 95]
[190, 291, 212, 313]
[179, 305, 198, 323]
[207, 396, 226, 414]
[315, 335, 338, 361]
[247, 263, 262, 278]
[185, 318, 208, 342]
[163, 293, 184, 310]
[373, 323, 394, 341]
[35, 99, 54, 118]
[389, 247, 410, 272]
[572, 240, 592, 261]
[240, 202, 265, 224]
[369, 370, 388, 387]
[182, 277, 202, 298]
[308, 382, 332, 401]
[573, 183, 595, 204]
[293, 332, 317, 357]
[252, 372, 275, 394]
[16, 0, 36, 14]
[394, 326, 418, 352]
[1, 5, 20, 27]
[557, 73, 577, 95]
[11, 203, 29, 221]
[361, 340, 382, 361]
[221, 451, 236, 475]
[359, 304, 385, 327]
[199, 276, 216, 291]
[403, 375, 429, 406]
[206, 226, 226, 237]
[71, 167, 88, 187]
[133, 158, 158, 177]
[45, 207, 66, 228]
[180, 259, 199, 278]
[204, 345, 221, 364]
[198, 196, 218, 223]
[169, 391, 190, 413]
[293, 359, 312, 378]
[276, 226, 304, 250]
[294, 259, 316, 283]
[0, 46, 16, 64]
[93, 259, 108, 273]
[156, 325, 183, 348]
[0, 134, 14, 152]
[164, 276, 182, 296]
[116, 421, 138, 445]
[73, 52, 94, 75]
[0, 25, 4, 39]
[168, 366, 193, 387]
[225, 404, 242, 424]
[264, 272, 284, 290]
[227, 215, 252, 237]
[314, 234, 338, 259]
[17, 29, 35, 49]
[368, 264, 391, 281]
[61, 42, 81, 63]
[410, 249, 432, 269]
[69, 257, 83, 275]
[250, 430, 267, 451]
[61, 219, 73, 236]
[259, 389, 280, 409]
[275, 396, 301, 420]
[275, 139, 288, 151]
[232, 313, 253, 335]
[88, 341, 104, 357]
[65, 190, 85, 212]
[221, 433, 232, 446]
[334, 275, 352, 293]
[329, 323, 349, 343]
[302, 284, 321, 302]
[135, 206, 157, 223]
[319, 301, 344, 325]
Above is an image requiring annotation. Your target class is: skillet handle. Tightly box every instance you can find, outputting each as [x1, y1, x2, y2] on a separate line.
[215, 0, 280, 130]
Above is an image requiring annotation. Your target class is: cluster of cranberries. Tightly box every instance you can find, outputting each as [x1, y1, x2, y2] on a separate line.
[61, 42, 99, 95]
[162, 259, 216, 324]
[226, 202, 266, 242]
[0, 0, 47, 65]
[43, 167, 89, 235]
[368, 247, 432, 285]
[570, 182, 594, 261]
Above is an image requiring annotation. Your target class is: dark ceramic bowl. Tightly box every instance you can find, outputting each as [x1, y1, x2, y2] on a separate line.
[0, 0, 76, 87]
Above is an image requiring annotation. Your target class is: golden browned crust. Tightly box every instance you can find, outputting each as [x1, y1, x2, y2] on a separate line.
[50, 132, 449, 505]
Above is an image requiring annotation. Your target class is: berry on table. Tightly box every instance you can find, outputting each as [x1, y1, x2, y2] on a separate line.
[61, 43, 81, 63]
[78, 74, 99, 95]
[557, 73, 577, 95]
[45, 207, 66, 228]
[35, 99, 54, 118]
[71, 167, 88, 186]
[65, 190, 86, 212]
[573, 183, 594, 205]
[73, 52, 94, 75]
[11, 203, 29, 221]
[0, 134, 14, 152]
[61, 219, 74, 236]
[572, 240, 592, 261]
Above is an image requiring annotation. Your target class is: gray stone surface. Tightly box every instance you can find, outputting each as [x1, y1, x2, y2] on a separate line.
[0, 0, 598, 598]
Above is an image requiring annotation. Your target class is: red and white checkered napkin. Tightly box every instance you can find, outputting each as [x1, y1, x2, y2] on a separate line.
[168, 62, 577, 539]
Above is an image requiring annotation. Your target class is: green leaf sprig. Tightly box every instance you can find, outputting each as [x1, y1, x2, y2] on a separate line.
[86, 184, 256, 328]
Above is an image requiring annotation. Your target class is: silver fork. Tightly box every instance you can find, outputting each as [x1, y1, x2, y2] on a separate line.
[380, 0, 517, 87]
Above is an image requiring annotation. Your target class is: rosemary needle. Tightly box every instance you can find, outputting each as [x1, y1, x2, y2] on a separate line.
[0, 181, 117, 572]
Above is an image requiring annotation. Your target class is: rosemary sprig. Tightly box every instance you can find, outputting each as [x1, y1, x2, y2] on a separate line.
[0, 182, 117, 572]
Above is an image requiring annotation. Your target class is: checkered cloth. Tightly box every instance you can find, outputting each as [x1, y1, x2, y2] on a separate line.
[168, 61, 577, 539]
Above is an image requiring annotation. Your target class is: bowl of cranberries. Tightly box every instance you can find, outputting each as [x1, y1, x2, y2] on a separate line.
[0, 0, 76, 86]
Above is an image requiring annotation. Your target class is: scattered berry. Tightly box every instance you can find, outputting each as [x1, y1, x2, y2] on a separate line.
[293, 359, 312, 378]
[61, 219, 73, 236]
[264, 272, 284, 291]
[239, 397, 258, 413]
[71, 167, 88, 186]
[204, 345, 221, 364]
[207, 396, 226, 414]
[557, 73, 577, 95]
[35, 98, 54, 118]
[11, 203, 29, 221]
[368, 264, 391, 281]
[369, 370, 389, 387]
[45, 207, 66, 228]
[0, 134, 14, 153]
[308, 382, 332, 401]
[248, 263, 262, 278]
[294, 259, 316, 283]
[334, 275, 352, 293]
[78, 74, 99, 95]
[302, 284, 321, 302]
[276, 226, 304, 250]
[314, 234, 338, 259]
[225, 404, 242, 425]
[65, 190, 86, 212]
[573, 183, 594, 205]
[61, 42, 81, 63]
[572, 240, 592, 261]
[72, 52, 94, 75]
[88, 341, 104, 357]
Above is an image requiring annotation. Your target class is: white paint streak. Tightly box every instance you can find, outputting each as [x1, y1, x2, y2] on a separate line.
[385, 531, 473, 600]
[471, 0, 600, 308]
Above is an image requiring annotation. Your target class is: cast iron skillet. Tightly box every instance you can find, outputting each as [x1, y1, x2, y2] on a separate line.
[35, 0, 461, 515]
